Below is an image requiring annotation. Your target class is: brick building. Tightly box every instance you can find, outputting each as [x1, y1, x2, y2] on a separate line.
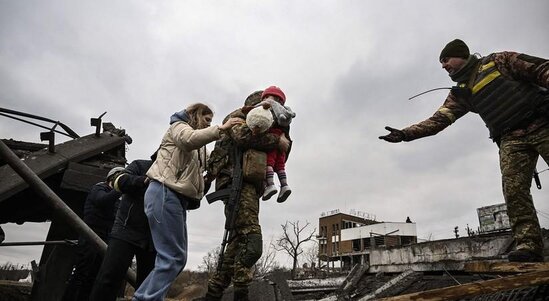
[318, 209, 417, 270]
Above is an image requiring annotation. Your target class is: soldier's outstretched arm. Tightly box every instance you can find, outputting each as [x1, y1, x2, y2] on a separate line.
[381, 92, 471, 142]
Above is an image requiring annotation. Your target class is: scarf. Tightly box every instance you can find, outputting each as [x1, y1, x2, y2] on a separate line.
[450, 55, 479, 84]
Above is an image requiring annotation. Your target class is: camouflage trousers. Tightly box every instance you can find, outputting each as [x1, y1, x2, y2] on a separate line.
[500, 123, 549, 254]
[206, 183, 263, 298]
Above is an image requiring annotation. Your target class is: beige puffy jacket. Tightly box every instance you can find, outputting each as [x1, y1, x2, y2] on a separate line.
[147, 121, 221, 201]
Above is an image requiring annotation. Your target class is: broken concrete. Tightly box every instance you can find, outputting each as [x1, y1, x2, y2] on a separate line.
[368, 232, 513, 273]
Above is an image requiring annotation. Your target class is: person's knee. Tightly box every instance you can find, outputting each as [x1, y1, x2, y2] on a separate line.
[502, 175, 532, 197]
[240, 234, 262, 268]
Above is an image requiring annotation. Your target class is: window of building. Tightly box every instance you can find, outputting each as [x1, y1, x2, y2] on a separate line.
[401, 236, 416, 245]
[363, 238, 371, 249]
[342, 221, 357, 229]
[374, 236, 385, 247]
[352, 239, 361, 252]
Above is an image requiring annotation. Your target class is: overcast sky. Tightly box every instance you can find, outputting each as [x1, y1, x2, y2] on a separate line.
[1, 0, 548, 270]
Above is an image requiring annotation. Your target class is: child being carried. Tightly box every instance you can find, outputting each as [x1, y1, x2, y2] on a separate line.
[245, 86, 295, 203]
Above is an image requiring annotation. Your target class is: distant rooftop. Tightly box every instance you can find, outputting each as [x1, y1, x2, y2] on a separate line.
[320, 209, 376, 221]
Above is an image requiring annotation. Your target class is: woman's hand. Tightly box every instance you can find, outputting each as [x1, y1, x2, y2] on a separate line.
[219, 117, 244, 131]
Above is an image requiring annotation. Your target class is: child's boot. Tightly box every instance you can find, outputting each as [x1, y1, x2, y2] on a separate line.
[262, 185, 277, 201]
[277, 186, 292, 203]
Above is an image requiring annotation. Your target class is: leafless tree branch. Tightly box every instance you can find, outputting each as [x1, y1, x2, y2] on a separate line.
[274, 220, 317, 279]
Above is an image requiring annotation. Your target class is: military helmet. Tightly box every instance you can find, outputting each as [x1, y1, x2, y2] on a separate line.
[244, 90, 264, 106]
[106, 166, 125, 181]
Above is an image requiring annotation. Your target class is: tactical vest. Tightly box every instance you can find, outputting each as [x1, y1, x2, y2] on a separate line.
[458, 57, 547, 139]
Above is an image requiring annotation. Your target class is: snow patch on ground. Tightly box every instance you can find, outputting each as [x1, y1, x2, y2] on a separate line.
[287, 276, 346, 288]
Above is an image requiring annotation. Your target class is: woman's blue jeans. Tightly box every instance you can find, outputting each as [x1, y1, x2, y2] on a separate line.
[133, 181, 188, 301]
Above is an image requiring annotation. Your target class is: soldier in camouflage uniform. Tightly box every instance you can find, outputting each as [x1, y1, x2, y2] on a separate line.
[201, 91, 290, 301]
[380, 39, 549, 262]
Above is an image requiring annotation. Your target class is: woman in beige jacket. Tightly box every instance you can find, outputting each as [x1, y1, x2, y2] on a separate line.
[133, 103, 240, 301]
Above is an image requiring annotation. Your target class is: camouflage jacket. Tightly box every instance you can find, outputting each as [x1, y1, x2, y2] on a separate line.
[207, 108, 281, 190]
[402, 52, 549, 141]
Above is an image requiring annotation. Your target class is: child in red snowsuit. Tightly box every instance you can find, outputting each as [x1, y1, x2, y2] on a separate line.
[260, 86, 295, 203]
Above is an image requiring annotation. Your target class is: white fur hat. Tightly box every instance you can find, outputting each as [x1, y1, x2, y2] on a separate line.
[246, 106, 273, 134]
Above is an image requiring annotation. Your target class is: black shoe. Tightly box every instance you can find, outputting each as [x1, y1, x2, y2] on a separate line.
[507, 249, 544, 262]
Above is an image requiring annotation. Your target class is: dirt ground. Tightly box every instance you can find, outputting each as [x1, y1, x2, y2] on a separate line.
[121, 270, 209, 301]
[0, 271, 208, 301]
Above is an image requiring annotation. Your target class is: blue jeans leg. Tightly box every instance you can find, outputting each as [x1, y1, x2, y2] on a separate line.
[133, 181, 188, 301]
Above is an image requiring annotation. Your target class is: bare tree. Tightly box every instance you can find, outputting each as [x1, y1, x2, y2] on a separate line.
[252, 238, 280, 278]
[303, 239, 319, 269]
[198, 246, 221, 277]
[273, 220, 316, 279]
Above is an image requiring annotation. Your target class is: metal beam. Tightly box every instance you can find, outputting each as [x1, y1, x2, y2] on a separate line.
[0, 140, 136, 286]
[0, 240, 77, 246]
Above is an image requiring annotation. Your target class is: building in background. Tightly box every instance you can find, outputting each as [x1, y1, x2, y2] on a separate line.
[477, 203, 511, 234]
[317, 209, 417, 270]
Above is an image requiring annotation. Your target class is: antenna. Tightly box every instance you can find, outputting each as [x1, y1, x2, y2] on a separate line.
[408, 87, 452, 100]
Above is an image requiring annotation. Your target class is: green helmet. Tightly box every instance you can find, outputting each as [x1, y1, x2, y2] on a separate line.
[244, 90, 264, 106]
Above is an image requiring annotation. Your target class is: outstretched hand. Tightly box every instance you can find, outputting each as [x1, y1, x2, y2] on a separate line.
[219, 117, 244, 131]
[379, 126, 405, 143]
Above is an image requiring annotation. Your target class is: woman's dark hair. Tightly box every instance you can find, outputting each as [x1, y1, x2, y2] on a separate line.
[185, 103, 213, 129]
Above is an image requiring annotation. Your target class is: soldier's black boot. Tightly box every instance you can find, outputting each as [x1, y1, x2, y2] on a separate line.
[233, 287, 249, 301]
[508, 249, 543, 262]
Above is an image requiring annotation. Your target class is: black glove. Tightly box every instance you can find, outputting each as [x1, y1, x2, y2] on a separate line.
[379, 126, 405, 143]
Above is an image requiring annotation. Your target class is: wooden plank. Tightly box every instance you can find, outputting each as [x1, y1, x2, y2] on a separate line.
[60, 162, 108, 193]
[464, 261, 549, 273]
[0, 132, 125, 202]
[375, 269, 549, 301]
[1, 139, 47, 152]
